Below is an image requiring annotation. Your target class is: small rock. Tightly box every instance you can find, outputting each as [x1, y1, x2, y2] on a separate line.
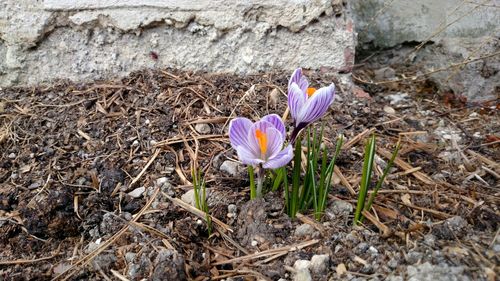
[424, 234, 436, 247]
[220, 160, 242, 176]
[374, 66, 396, 80]
[128, 186, 145, 198]
[181, 189, 211, 206]
[156, 177, 169, 186]
[294, 224, 315, 237]
[432, 216, 468, 240]
[228, 204, 237, 213]
[8, 153, 16, 159]
[309, 254, 329, 275]
[194, 123, 211, 134]
[406, 262, 470, 281]
[293, 259, 312, 281]
[251, 240, 258, 247]
[386, 92, 409, 105]
[330, 199, 353, 215]
[294, 269, 312, 281]
[269, 88, 280, 108]
[355, 242, 369, 254]
[336, 263, 347, 277]
[383, 105, 396, 115]
[388, 257, 399, 269]
[125, 252, 136, 263]
[405, 251, 423, 264]
[368, 246, 378, 255]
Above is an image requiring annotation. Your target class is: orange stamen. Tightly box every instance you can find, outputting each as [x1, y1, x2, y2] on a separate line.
[307, 87, 316, 97]
[255, 129, 267, 156]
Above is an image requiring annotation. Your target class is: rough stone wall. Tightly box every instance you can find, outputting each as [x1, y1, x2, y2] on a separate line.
[0, 0, 355, 87]
[350, 0, 499, 102]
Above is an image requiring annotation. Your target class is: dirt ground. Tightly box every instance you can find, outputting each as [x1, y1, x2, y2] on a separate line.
[0, 67, 499, 281]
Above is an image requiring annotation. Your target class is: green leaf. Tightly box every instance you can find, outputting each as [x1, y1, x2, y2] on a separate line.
[354, 134, 376, 225]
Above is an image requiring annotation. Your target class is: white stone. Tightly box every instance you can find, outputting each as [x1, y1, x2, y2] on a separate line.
[127, 186, 145, 198]
[294, 224, 315, 237]
[220, 160, 242, 176]
[194, 123, 211, 134]
[309, 254, 329, 274]
[181, 188, 211, 206]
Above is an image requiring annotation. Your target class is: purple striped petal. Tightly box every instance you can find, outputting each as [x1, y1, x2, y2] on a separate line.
[229, 117, 253, 149]
[236, 146, 265, 166]
[261, 114, 286, 139]
[298, 84, 335, 124]
[263, 145, 293, 169]
[288, 68, 309, 93]
[263, 127, 283, 159]
[288, 83, 307, 123]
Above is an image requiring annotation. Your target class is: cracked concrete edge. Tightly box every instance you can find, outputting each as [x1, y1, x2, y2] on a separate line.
[0, 0, 355, 87]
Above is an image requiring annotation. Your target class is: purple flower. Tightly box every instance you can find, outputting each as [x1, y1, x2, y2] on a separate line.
[287, 68, 336, 142]
[229, 114, 293, 169]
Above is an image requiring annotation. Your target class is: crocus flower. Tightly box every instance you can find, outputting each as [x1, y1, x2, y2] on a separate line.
[287, 68, 336, 142]
[229, 114, 293, 169]
[229, 114, 293, 198]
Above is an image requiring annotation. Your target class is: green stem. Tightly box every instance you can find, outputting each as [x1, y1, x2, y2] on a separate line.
[248, 166, 256, 199]
[291, 136, 302, 218]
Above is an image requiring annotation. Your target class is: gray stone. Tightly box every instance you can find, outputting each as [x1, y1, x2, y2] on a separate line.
[351, 0, 497, 48]
[329, 199, 353, 215]
[181, 188, 211, 207]
[374, 66, 395, 80]
[220, 160, 242, 176]
[309, 254, 329, 275]
[405, 251, 423, 264]
[294, 224, 315, 237]
[127, 186, 145, 198]
[406, 262, 471, 281]
[194, 123, 211, 134]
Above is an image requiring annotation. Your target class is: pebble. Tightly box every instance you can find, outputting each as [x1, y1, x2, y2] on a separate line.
[383, 105, 396, 115]
[406, 262, 470, 281]
[181, 189, 210, 206]
[374, 66, 396, 80]
[128, 186, 145, 198]
[194, 123, 211, 134]
[309, 254, 329, 275]
[355, 242, 369, 254]
[330, 199, 353, 215]
[293, 260, 312, 281]
[368, 246, 378, 255]
[156, 177, 169, 186]
[220, 160, 242, 176]
[386, 92, 409, 105]
[8, 153, 16, 159]
[432, 216, 468, 240]
[405, 251, 423, 264]
[294, 224, 315, 237]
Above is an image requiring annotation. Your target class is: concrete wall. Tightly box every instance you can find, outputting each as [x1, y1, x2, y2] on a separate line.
[0, 0, 355, 87]
[350, 0, 499, 102]
[350, 0, 499, 48]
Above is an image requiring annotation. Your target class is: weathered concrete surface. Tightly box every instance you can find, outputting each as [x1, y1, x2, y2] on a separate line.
[0, 0, 355, 87]
[350, 0, 499, 102]
[350, 0, 498, 48]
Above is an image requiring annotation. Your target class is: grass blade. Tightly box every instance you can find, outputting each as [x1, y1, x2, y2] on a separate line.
[354, 134, 376, 225]
[362, 140, 401, 221]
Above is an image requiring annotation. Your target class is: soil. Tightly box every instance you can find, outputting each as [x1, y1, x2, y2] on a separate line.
[0, 68, 499, 281]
